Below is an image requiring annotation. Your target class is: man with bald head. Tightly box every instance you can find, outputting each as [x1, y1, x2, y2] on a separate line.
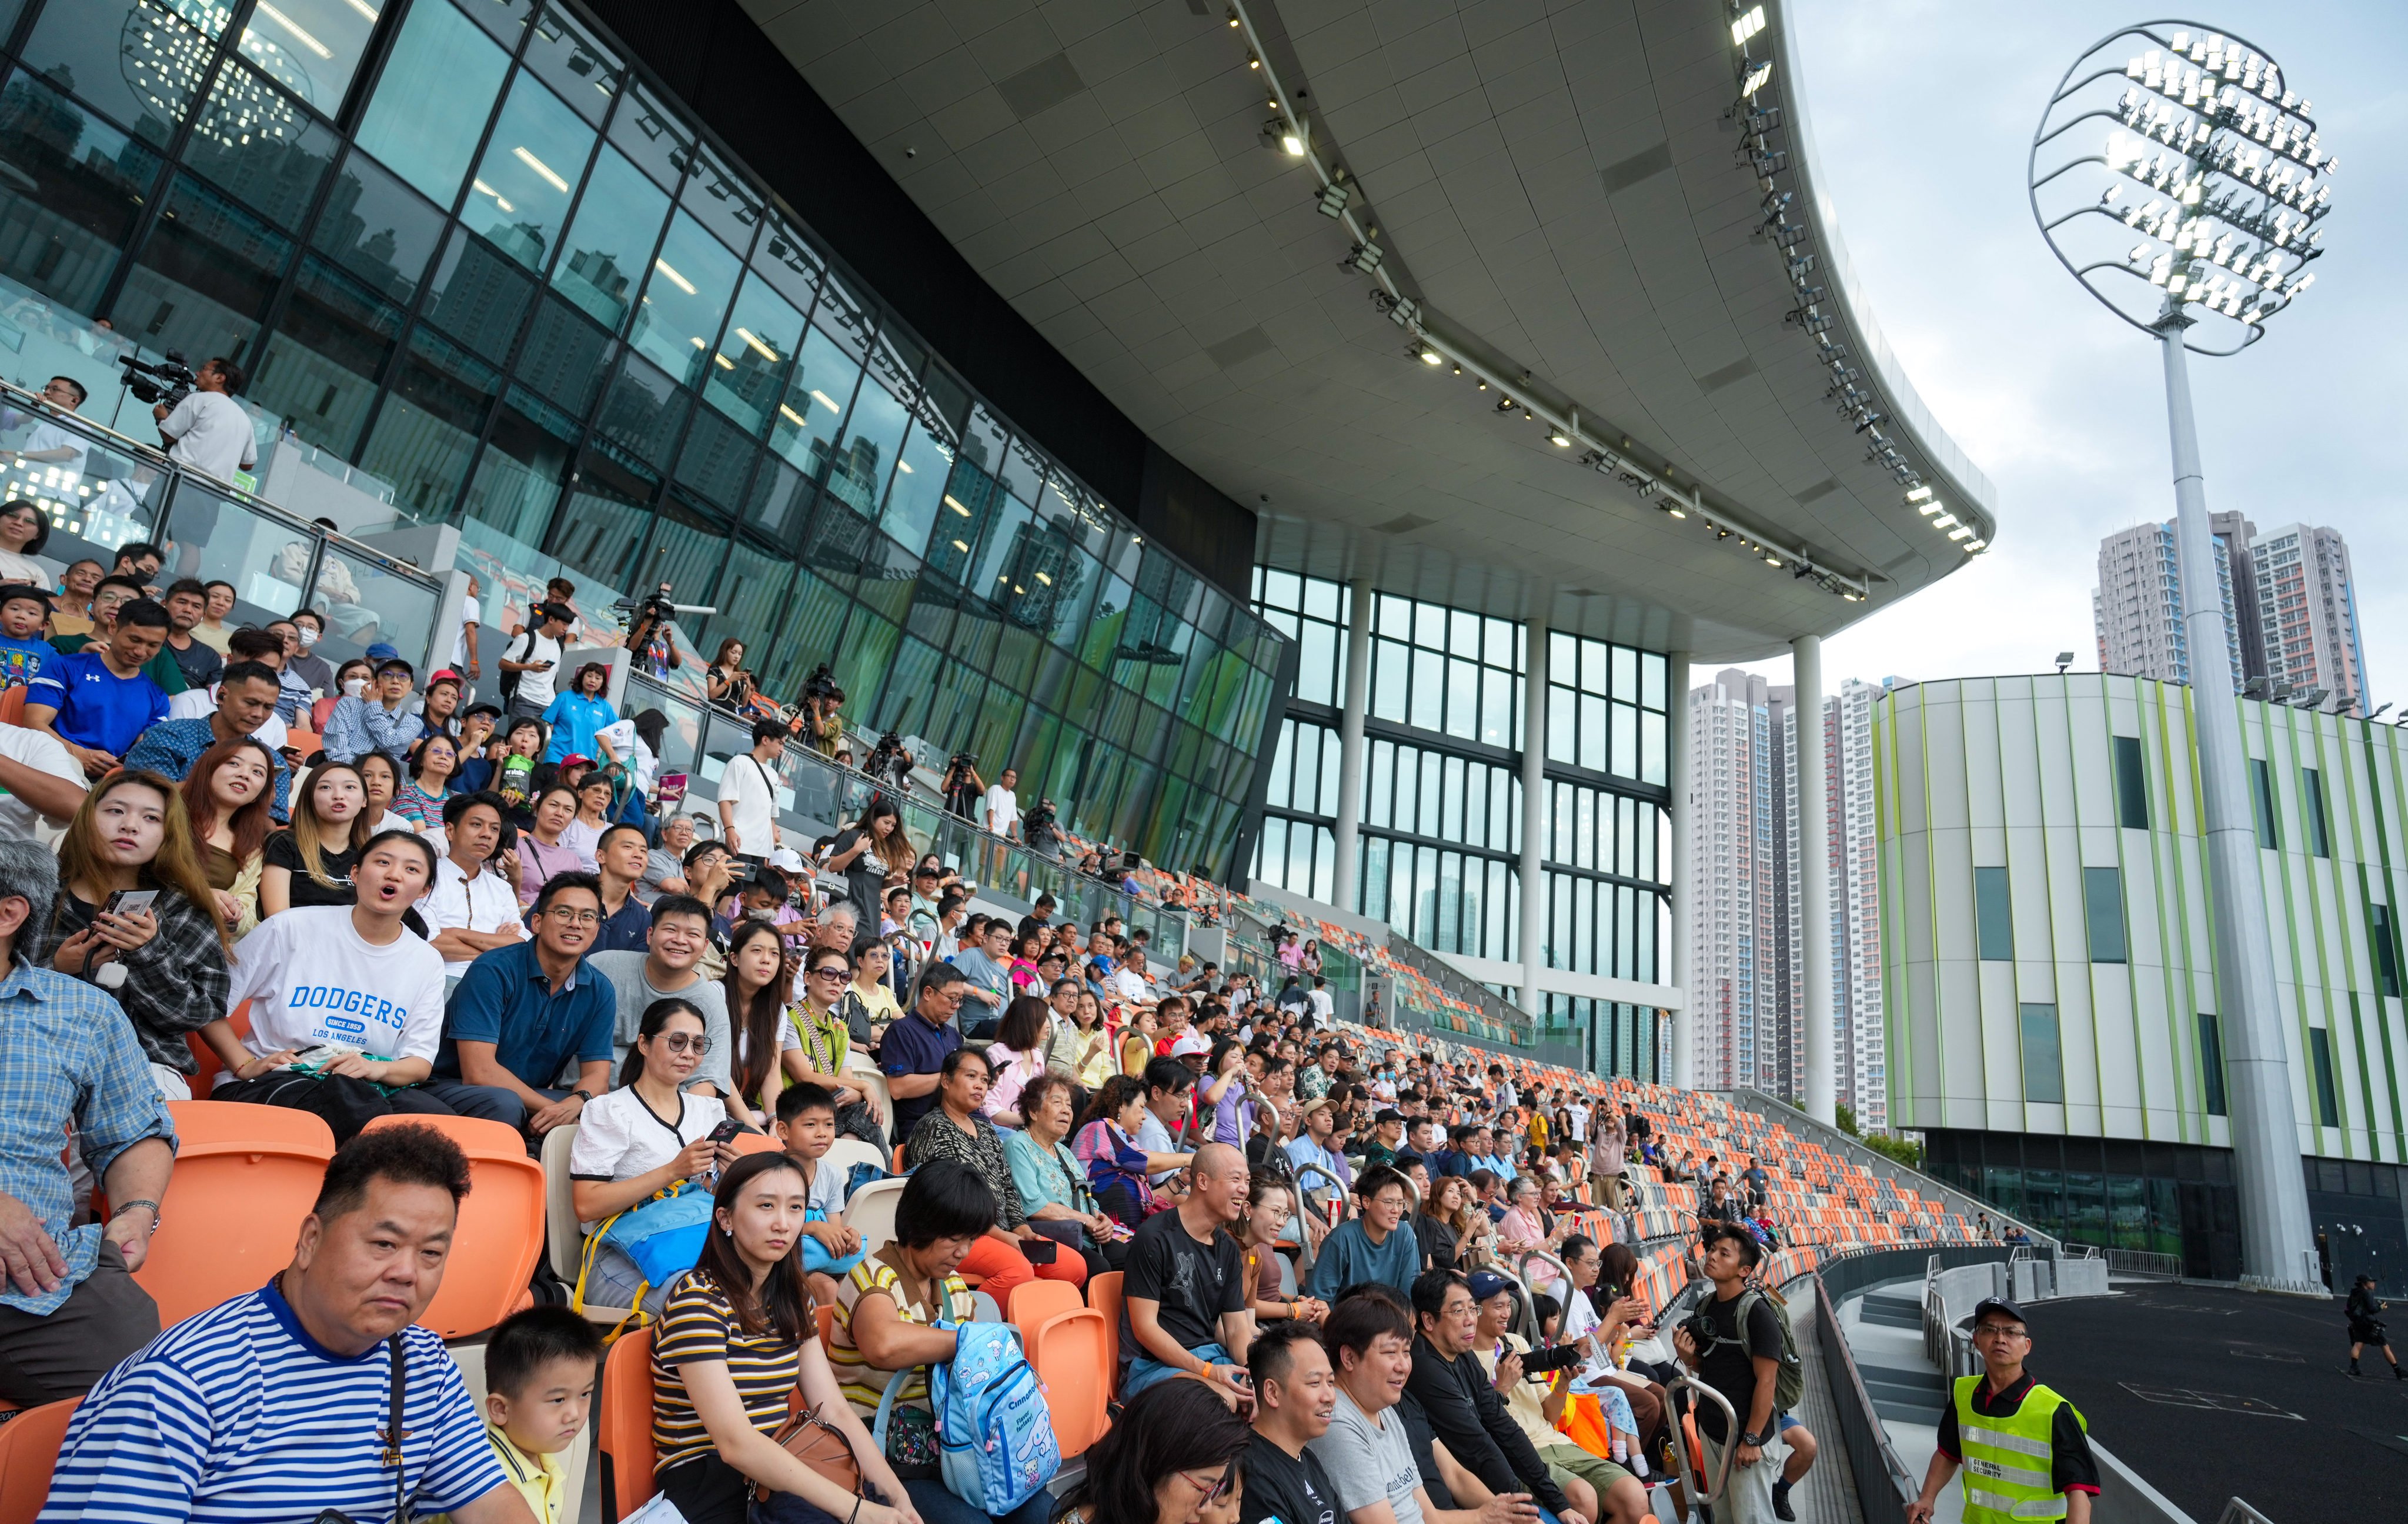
[1122, 1140, 1257, 1408]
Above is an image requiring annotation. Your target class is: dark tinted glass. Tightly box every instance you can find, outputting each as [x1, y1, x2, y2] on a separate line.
[114, 171, 295, 361]
[311, 151, 446, 305]
[247, 253, 404, 455]
[421, 226, 534, 364]
[21, 0, 223, 148]
[0, 72, 162, 312]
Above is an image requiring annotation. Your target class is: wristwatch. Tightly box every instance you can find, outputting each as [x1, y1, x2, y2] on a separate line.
[570, 1088, 593, 1102]
[1741, 1428, 1774, 1448]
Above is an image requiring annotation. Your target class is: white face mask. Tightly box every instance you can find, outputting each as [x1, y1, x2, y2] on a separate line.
[297, 627, 319, 647]
[342, 676, 368, 698]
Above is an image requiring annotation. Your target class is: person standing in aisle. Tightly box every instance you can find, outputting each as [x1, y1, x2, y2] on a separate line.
[500, 603, 569, 721]
[1905, 1297, 2099, 1524]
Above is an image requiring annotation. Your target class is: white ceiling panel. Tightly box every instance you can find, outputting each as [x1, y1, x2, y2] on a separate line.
[736, 0, 1997, 661]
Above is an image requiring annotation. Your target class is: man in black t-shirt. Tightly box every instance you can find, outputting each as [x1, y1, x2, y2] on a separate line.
[1123, 1141, 1255, 1406]
[1675, 1225, 1786, 1524]
[1244, 1321, 1341, 1524]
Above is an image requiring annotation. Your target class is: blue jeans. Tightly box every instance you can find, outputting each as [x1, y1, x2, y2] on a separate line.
[418, 1079, 566, 1138]
[1125, 1340, 1231, 1398]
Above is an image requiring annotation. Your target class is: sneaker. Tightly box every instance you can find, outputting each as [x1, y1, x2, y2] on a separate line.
[1772, 1481, 1797, 1522]
[2347, 1363, 2364, 1378]
[2396, 1365, 2406, 1381]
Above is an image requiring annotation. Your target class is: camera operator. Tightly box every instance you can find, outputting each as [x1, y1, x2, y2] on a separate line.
[152, 357, 255, 484]
[941, 752, 983, 819]
[624, 583, 682, 679]
[1023, 797, 1063, 861]
[798, 664, 843, 759]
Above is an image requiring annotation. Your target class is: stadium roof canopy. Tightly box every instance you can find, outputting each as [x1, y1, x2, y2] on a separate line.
[738, 0, 1996, 662]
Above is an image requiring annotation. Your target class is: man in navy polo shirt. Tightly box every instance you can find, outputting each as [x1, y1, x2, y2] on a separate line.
[427, 872, 617, 1141]
[880, 962, 967, 1141]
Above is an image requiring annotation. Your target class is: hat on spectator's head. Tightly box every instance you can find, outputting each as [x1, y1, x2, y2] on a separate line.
[365, 642, 402, 661]
[1375, 1108, 1405, 1125]
[560, 753, 593, 769]
[911, 863, 939, 881]
[1466, 1270, 1518, 1303]
[1970, 1296, 2027, 1328]
[1169, 1031, 1211, 1059]
[1088, 955, 1115, 976]
[768, 846, 806, 873]
[427, 668, 462, 685]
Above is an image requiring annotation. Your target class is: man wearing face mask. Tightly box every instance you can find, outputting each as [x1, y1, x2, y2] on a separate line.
[283, 609, 336, 698]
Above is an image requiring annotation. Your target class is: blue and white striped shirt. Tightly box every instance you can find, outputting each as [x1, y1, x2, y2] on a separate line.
[40, 1279, 507, 1523]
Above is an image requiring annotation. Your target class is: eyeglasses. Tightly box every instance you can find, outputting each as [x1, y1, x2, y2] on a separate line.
[809, 966, 849, 979]
[545, 907, 602, 925]
[1179, 1467, 1235, 1508]
[657, 1033, 712, 1055]
[1971, 1324, 2029, 1341]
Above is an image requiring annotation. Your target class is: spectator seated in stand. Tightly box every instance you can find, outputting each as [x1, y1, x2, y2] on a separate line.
[122, 659, 292, 821]
[25, 592, 175, 779]
[427, 871, 618, 1138]
[904, 1047, 1088, 1298]
[1303, 1163, 1424, 1302]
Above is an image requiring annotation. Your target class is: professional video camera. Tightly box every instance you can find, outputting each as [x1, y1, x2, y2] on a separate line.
[944, 751, 979, 780]
[118, 349, 196, 411]
[863, 731, 915, 790]
[801, 665, 844, 706]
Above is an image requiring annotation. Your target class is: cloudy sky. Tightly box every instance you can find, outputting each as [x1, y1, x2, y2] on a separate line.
[1722, 0, 2406, 700]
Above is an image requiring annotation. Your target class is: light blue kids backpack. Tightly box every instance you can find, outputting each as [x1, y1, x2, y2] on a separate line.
[874, 1320, 1060, 1514]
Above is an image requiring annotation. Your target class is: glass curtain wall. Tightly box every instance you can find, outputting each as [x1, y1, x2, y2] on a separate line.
[1251, 568, 1673, 1063]
[0, 0, 1283, 876]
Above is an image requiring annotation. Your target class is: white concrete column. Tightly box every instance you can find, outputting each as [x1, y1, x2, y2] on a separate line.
[1668, 651, 1692, 1089]
[1794, 633, 1836, 1125]
[1518, 596, 1551, 1014]
[1330, 577, 1374, 912]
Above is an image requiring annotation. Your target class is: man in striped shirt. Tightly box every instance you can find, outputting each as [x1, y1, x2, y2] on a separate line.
[41, 1126, 529, 1523]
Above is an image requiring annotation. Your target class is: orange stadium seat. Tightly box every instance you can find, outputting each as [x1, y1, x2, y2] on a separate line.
[360, 1113, 543, 1338]
[1086, 1270, 1123, 1382]
[1007, 1279, 1080, 1338]
[136, 1101, 333, 1328]
[0, 1398, 77, 1524]
[599, 1326, 658, 1521]
[1027, 1306, 1112, 1458]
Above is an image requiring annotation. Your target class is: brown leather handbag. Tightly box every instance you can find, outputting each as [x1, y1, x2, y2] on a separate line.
[752, 1400, 864, 1505]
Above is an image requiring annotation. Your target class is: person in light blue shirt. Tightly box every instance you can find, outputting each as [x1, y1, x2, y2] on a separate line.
[0, 836, 174, 1408]
[540, 662, 619, 765]
[1303, 1165, 1424, 1301]
[1286, 1096, 1345, 1183]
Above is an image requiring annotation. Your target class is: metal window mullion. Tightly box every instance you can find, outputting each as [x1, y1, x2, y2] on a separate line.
[95, 3, 254, 324]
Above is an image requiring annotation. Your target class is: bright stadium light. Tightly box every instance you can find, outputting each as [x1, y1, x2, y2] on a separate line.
[2032, 21, 2333, 1297]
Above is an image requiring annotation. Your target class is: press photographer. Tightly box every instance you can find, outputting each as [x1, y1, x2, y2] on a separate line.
[1023, 796, 1063, 860]
[620, 582, 684, 679]
[138, 354, 255, 486]
[863, 730, 916, 793]
[797, 663, 843, 759]
[941, 751, 983, 819]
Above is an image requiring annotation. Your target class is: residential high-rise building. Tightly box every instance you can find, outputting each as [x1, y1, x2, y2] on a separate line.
[1689, 670, 1792, 1093]
[1694, 670, 1892, 1123]
[2091, 520, 2242, 691]
[2250, 524, 2370, 711]
[2093, 517, 2369, 713]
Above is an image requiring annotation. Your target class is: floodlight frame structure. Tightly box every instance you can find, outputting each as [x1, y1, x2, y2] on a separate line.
[2030, 21, 2327, 1296]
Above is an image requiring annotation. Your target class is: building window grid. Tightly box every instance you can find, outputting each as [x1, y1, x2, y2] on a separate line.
[0, 0, 1287, 872]
[1250, 572, 1671, 986]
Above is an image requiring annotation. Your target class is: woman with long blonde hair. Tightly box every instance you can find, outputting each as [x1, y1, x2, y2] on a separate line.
[29, 769, 232, 1096]
[178, 737, 276, 935]
[260, 761, 375, 915]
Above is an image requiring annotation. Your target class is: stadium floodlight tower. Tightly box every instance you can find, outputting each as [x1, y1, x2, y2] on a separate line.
[2032, 22, 2333, 1295]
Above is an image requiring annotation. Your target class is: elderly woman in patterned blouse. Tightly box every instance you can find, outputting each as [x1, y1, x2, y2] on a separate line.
[903, 1047, 1087, 1302]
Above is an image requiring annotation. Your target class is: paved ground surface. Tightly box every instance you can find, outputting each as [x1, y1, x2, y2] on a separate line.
[2023, 1280, 2408, 1523]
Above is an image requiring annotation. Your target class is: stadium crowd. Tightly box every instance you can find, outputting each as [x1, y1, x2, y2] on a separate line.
[0, 539, 2026, 1524]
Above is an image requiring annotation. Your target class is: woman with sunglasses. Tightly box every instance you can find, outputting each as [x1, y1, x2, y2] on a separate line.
[781, 936, 885, 1149]
[1053, 1375, 1250, 1524]
[569, 997, 740, 1313]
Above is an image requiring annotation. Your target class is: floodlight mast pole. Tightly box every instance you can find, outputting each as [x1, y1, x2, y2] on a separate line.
[2156, 306, 2322, 1296]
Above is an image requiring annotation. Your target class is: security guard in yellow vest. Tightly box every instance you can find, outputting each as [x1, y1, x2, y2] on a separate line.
[1905, 1298, 2099, 1524]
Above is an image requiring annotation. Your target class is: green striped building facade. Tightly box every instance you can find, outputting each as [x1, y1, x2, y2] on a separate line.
[1873, 674, 2408, 1281]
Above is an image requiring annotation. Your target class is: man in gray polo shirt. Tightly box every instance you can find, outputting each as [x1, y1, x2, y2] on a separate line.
[588, 893, 731, 1097]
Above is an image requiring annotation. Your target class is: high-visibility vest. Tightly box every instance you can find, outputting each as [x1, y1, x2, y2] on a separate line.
[1952, 1374, 2085, 1523]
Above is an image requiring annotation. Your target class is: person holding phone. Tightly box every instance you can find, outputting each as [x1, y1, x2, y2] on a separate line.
[569, 997, 740, 1313]
[903, 1048, 1086, 1302]
[27, 769, 232, 1099]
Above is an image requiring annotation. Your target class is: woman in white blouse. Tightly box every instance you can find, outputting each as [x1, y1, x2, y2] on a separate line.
[569, 997, 739, 1310]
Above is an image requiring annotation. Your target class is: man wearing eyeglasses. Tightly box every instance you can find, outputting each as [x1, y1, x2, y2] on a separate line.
[429, 871, 619, 1143]
[881, 963, 967, 1141]
[1906, 1298, 2098, 1524]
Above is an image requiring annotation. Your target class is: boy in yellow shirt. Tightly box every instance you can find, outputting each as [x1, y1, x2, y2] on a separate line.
[442, 1307, 603, 1523]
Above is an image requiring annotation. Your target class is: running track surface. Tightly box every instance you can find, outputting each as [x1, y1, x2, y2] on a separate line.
[2018, 1280, 2408, 1522]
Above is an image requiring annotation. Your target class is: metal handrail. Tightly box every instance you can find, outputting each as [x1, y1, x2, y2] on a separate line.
[1812, 1270, 1919, 1524]
[1291, 1162, 1347, 1270]
[1665, 1375, 1742, 1505]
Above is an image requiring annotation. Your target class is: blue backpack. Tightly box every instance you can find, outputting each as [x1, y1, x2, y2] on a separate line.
[874, 1320, 1059, 1514]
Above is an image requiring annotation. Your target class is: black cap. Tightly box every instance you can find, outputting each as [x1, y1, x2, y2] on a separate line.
[1375, 1108, 1405, 1125]
[1969, 1296, 2027, 1328]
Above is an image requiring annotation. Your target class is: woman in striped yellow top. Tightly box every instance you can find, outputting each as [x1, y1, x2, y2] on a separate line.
[649, 1152, 920, 1524]
[828, 1161, 1056, 1524]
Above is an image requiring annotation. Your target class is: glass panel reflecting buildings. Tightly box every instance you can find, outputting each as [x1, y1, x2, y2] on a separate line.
[1251, 569, 1672, 1069]
[0, 0, 1283, 873]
